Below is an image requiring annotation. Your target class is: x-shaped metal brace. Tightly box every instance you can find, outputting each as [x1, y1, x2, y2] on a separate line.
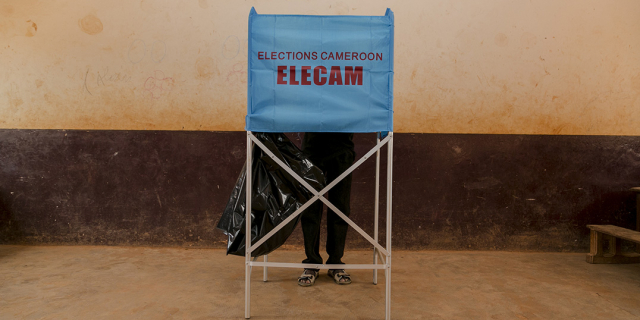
[246, 132, 391, 260]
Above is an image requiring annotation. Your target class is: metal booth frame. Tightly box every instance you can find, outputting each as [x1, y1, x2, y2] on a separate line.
[243, 8, 395, 319]
[243, 131, 393, 319]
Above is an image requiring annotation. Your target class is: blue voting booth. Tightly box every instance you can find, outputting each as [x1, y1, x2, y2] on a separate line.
[243, 8, 394, 319]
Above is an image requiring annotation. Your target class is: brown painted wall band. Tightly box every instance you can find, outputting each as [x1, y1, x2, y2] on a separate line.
[0, 129, 638, 251]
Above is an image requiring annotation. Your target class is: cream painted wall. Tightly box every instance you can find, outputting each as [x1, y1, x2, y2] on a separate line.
[1, 0, 639, 134]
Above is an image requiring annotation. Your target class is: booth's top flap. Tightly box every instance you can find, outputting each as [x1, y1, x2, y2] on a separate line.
[246, 8, 394, 133]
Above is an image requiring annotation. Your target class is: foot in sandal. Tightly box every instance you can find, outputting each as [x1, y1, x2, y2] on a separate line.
[298, 268, 319, 287]
[328, 269, 352, 285]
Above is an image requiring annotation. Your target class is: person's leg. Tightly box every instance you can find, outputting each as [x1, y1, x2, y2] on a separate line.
[325, 151, 355, 265]
[300, 134, 325, 265]
[299, 200, 323, 286]
[301, 199, 323, 265]
[299, 138, 325, 286]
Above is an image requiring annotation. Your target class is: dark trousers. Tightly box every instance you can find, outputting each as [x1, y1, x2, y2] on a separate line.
[301, 150, 355, 265]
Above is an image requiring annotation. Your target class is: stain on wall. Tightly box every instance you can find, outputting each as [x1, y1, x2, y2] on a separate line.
[0, 0, 639, 134]
[494, 33, 508, 47]
[78, 14, 103, 35]
[1, 130, 638, 251]
[25, 20, 36, 37]
[198, 0, 209, 10]
[195, 56, 218, 80]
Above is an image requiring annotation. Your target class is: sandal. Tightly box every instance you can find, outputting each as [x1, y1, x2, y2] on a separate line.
[298, 269, 319, 287]
[328, 269, 351, 285]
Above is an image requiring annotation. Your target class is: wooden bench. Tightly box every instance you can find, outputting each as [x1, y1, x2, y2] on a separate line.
[586, 187, 640, 264]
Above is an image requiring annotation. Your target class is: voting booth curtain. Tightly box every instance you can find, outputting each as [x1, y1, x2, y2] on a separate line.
[246, 7, 394, 133]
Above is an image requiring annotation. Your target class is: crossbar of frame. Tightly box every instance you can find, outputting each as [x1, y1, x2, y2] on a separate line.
[250, 262, 387, 269]
[250, 253, 386, 270]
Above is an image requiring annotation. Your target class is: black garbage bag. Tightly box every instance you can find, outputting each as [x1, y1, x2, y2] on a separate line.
[216, 132, 325, 257]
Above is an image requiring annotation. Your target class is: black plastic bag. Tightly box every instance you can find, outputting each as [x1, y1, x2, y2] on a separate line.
[216, 133, 325, 257]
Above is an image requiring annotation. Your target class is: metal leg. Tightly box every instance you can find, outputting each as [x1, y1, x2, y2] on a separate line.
[263, 255, 268, 282]
[245, 132, 252, 319]
[385, 132, 393, 320]
[373, 133, 381, 285]
[385, 266, 391, 320]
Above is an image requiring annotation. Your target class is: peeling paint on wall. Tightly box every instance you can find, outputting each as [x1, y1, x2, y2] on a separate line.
[0, 0, 639, 134]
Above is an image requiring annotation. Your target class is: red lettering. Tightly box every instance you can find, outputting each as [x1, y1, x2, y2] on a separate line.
[303, 52, 310, 60]
[359, 52, 367, 60]
[271, 52, 277, 60]
[344, 66, 363, 85]
[311, 52, 318, 60]
[336, 52, 343, 60]
[329, 66, 342, 85]
[296, 52, 303, 60]
[289, 66, 299, 85]
[277, 66, 287, 84]
[321, 52, 327, 60]
[345, 52, 351, 60]
[301, 66, 311, 85]
[258, 52, 264, 59]
[376, 53, 383, 61]
[367, 52, 375, 60]
[277, 65, 365, 86]
[278, 52, 285, 59]
[352, 52, 358, 60]
[314, 66, 327, 85]
[328, 52, 334, 60]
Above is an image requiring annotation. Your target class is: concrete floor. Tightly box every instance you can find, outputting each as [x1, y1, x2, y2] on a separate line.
[1, 246, 640, 320]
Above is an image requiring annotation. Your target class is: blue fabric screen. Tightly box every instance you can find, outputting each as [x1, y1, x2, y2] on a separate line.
[246, 8, 394, 133]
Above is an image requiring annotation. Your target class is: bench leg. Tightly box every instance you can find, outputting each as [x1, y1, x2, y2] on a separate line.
[588, 230, 604, 259]
[587, 231, 640, 264]
[637, 193, 640, 254]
